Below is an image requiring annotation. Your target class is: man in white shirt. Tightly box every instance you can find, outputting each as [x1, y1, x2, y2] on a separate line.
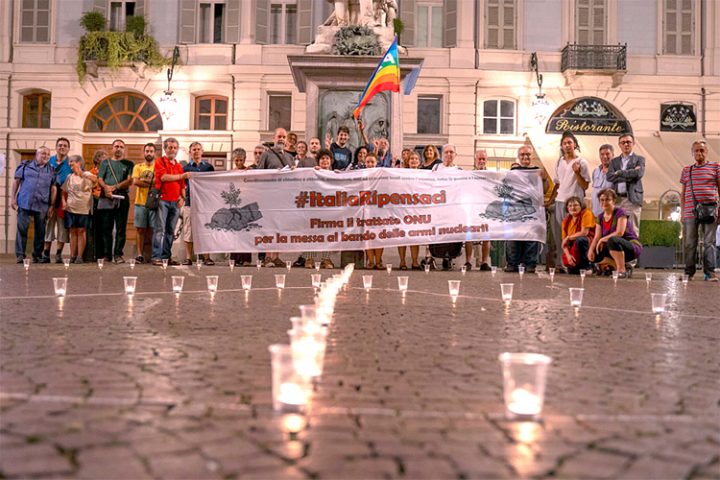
[433, 144, 461, 171]
[550, 131, 590, 270]
[591, 144, 614, 216]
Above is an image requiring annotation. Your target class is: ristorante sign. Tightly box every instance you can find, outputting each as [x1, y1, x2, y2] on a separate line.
[546, 97, 632, 136]
[190, 168, 546, 253]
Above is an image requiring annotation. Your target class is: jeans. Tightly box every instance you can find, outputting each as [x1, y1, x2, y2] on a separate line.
[16, 208, 46, 259]
[506, 241, 540, 268]
[553, 201, 566, 264]
[98, 195, 130, 259]
[683, 219, 717, 276]
[152, 200, 180, 260]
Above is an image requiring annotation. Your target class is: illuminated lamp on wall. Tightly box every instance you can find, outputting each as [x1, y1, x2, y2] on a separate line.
[159, 46, 180, 122]
[530, 52, 552, 126]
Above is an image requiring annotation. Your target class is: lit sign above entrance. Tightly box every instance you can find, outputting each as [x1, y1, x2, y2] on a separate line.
[546, 97, 631, 136]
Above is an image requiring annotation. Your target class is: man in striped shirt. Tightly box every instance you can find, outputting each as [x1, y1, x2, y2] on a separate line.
[680, 140, 720, 281]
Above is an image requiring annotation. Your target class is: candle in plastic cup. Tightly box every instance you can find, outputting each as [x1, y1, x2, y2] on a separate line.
[460, 265, 467, 275]
[298, 304, 317, 322]
[63, 258, 70, 268]
[286, 260, 292, 272]
[612, 271, 619, 283]
[448, 280, 460, 296]
[97, 258, 104, 270]
[501, 283, 514, 303]
[171, 276, 184, 293]
[206, 275, 219, 293]
[129, 258, 136, 269]
[518, 265, 525, 278]
[311, 273, 322, 289]
[424, 264, 430, 273]
[386, 264, 392, 274]
[569, 287, 584, 307]
[498, 352, 553, 420]
[397, 276, 408, 292]
[162, 258, 169, 270]
[579, 270, 586, 281]
[651, 293, 667, 313]
[195, 259, 202, 270]
[241, 275, 253, 290]
[275, 274, 286, 289]
[256, 261, 262, 270]
[491, 266, 497, 276]
[228, 259, 235, 271]
[682, 274, 689, 285]
[288, 328, 327, 378]
[123, 276, 137, 295]
[23, 258, 30, 271]
[53, 277, 67, 297]
[548, 267, 555, 282]
[645, 272, 652, 283]
[314, 262, 321, 272]
[362, 275, 373, 291]
[269, 344, 311, 413]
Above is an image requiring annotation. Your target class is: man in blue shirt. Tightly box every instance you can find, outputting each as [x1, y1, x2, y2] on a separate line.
[44, 137, 72, 262]
[181, 141, 215, 265]
[329, 126, 353, 170]
[11, 146, 56, 263]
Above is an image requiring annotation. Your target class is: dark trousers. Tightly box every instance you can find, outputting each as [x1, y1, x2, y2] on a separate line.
[683, 219, 717, 276]
[98, 196, 130, 259]
[506, 240, 540, 268]
[564, 236, 591, 273]
[595, 236, 637, 263]
[16, 208, 46, 259]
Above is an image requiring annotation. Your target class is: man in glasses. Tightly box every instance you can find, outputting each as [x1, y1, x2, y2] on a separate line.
[607, 133, 645, 235]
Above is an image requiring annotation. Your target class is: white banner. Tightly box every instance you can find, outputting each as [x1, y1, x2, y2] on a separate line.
[190, 168, 546, 253]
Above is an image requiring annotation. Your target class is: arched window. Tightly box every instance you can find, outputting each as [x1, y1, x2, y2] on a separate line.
[22, 92, 51, 128]
[85, 92, 163, 132]
[195, 95, 228, 130]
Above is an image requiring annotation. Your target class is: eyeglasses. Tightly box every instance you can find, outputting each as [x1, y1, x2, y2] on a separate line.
[619, 140, 633, 145]
[518, 153, 532, 157]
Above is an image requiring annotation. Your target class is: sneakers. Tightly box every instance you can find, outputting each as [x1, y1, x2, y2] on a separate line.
[74, 257, 84, 264]
[503, 265, 518, 273]
[55, 253, 63, 264]
[293, 256, 306, 268]
[704, 273, 718, 282]
[135, 255, 145, 264]
[320, 259, 335, 269]
[463, 262, 472, 271]
[203, 257, 215, 266]
[16, 257, 24, 264]
[479, 263, 491, 271]
[151, 259, 164, 266]
[114, 256, 125, 264]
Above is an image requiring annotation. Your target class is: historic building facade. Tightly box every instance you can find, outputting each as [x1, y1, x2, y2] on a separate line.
[1, 0, 718, 254]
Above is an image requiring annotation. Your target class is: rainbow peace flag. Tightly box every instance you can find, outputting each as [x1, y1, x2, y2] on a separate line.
[353, 37, 400, 119]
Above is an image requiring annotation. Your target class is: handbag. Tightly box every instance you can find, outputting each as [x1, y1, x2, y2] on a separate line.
[145, 170, 161, 210]
[689, 165, 718, 224]
[97, 197, 120, 210]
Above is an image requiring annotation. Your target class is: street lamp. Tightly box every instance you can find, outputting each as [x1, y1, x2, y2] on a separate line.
[530, 52, 552, 126]
[159, 46, 180, 122]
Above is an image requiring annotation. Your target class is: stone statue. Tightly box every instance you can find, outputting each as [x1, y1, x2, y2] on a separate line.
[324, 0, 397, 28]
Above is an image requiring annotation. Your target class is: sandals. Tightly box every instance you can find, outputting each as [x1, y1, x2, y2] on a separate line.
[400, 265, 408, 271]
[203, 258, 215, 266]
[181, 259, 192, 266]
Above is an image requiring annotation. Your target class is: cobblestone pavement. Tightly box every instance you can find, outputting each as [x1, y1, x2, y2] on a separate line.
[1, 257, 719, 479]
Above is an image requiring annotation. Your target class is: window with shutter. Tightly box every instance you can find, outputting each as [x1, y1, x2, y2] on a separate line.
[109, 1, 136, 31]
[22, 92, 52, 129]
[485, 0, 516, 49]
[20, 0, 51, 44]
[179, 0, 198, 44]
[575, 0, 606, 45]
[416, 2, 443, 47]
[270, 1, 299, 44]
[199, 2, 225, 43]
[663, 0, 694, 55]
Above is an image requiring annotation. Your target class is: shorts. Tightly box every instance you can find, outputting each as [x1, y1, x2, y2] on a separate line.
[44, 208, 70, 243]
[134, 205, 157, 229]
[63, 211, 90, 229]
[181, 205, 193, 243]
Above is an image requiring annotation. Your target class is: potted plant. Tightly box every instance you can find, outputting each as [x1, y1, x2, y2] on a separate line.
[638, 220, 681, 269]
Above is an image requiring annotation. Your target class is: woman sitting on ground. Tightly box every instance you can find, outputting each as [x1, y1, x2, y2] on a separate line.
[561, 196, 595, 274]
[588, 188, 643, 278]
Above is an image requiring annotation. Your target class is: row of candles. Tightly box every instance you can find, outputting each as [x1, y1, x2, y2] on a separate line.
[44, 262, 679, 420]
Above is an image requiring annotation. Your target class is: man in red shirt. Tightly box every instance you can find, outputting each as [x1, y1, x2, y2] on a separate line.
[151, 137, 190, 265]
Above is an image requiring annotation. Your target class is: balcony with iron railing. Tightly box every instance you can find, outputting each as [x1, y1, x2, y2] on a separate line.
[561, 43, 627, 85]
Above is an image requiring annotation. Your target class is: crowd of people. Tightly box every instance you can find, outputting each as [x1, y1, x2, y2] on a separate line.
[11, 129, 720, 281]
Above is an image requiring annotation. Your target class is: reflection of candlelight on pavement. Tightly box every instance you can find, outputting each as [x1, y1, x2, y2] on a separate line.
[282, 413, 306, 434]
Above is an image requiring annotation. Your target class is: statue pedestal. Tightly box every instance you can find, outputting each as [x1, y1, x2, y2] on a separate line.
[287, 54, 424, 157]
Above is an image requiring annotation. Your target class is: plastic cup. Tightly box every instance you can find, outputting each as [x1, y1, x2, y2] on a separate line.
[499, 352, 553, 420]
[448, 280, 460, 296]
[53, 277, 67, 297]
[645, 272, 652, 283]
[162, 258, 169, 270]
[651, 293, 667, 313]
[518, 265, 525, 278]
[311, 273, 322, 289]
[171, 276, 184, 293]
[314, 262, 321, 272]
[124, 276, 137, 295]
[548, 267, 555, 282]
[397, 276, 408, 292]
[580, 270, 586, 281]
[460, 265, 467, 275]
[228, 259, 235, 271]
[23, 258, 30, 271]
[129, 258, 136, 269]
[97, 258, 104, 270]
[501, 283, 514, 304]
[241, 275, 253, 290]
[362, 275, 373, 291]
[286, 261, 292, 272]
[682, 274, 689, 285]
[256, 261, 262, 270]
[269, 344, 311, 413]
[569, 287, 584, 307]
[206, 275, 219, 293]
[195, 259, 202, 270]
[424, 263, 430, 273]
[63, 258, 70, 268]
[287, 328, 327, 378]
[612, 271, 619, 283]
[275, 274, 286, 289]
[386, 264, 392, 274]
[491, 266, 497, 277]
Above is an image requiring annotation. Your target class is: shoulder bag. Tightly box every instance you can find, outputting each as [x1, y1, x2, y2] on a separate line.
[97, 160, 122, 210]
[689, 165, 717, 224]
[145, 167, 161, 210]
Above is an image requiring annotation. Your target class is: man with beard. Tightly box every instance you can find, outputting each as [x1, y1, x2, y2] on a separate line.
[131, 143, 157, 263]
